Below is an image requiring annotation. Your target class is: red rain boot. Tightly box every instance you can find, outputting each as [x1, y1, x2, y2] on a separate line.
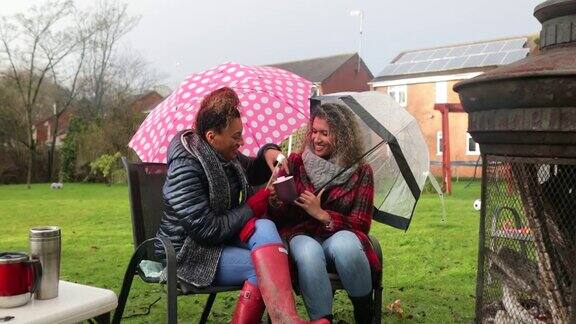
[251, 243, 329, 324]
[231, 281, 266, 324]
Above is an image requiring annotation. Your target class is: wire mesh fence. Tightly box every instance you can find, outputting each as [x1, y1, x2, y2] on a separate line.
[478, 155, 575, 323]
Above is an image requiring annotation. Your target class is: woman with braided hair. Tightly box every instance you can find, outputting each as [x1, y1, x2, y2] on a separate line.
[267, 102, 378, 323]
[155, 87, 328, 324]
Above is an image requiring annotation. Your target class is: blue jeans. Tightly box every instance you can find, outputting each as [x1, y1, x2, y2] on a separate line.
[289, 231, 372, 320]
[212, 219, 282, 286]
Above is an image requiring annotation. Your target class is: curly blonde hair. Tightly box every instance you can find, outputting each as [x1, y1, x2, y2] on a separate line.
[300, 102, 365, 166]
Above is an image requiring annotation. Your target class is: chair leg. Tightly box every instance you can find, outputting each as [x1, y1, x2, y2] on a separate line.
[372, 287, 383, 324]
[166, 276, 178, 324]
[199, 293, 217, 324]
[112, 251, 143, 324]
[113, 238, 179, 324]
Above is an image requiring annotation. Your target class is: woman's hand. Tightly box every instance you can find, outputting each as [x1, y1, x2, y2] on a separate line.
[268, 185, 283, 208]
[294, 189, 330, 223]
[263, 149, 289, 174]
[246, 188, 270, 218]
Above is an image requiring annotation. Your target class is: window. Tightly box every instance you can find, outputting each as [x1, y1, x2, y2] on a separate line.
[387, 85, 407, 107]
[466, 133, 480, 155]
[45, 121, 51, 143]
[435, 81, 447, 103]
[436, 131, 443, 155]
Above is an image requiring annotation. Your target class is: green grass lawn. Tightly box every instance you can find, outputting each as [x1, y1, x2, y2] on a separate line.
[0, 181, 481, 323]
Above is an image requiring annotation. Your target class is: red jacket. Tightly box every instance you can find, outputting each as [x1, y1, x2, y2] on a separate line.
[267, 153, 380, 271]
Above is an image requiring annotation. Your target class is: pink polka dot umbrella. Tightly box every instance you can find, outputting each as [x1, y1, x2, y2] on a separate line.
[129, 62, 312, 163]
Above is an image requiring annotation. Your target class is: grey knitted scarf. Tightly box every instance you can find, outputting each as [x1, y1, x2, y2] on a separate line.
[174, 130, 252, 288]
[302, 147, 357, 190]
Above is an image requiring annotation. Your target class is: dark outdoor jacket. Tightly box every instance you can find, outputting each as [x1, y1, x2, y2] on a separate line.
[154, 130, 275, 267]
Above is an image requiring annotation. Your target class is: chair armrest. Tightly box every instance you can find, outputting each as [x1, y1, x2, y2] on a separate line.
[368, 235, 383, 287]
[135, 238, 178, 294]
[113, 237, 178, 324]
[368, 235, 383, 266]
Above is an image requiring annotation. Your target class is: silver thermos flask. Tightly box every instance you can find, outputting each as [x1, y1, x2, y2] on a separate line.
[29, 226, 61, 300]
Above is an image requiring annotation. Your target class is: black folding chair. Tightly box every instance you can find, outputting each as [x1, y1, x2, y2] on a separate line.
[112, 157, 242, 324]
[114, 157, 382, 323]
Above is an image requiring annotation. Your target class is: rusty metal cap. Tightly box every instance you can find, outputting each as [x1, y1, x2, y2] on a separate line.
[535, 0, 576, 49]
[534, 0, 576, 23]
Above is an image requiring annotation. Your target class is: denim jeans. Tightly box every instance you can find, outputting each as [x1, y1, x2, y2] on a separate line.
[289, 230, 372, 320]
[212, 218, 282, 286]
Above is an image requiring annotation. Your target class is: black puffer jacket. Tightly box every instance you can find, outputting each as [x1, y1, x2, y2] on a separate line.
[155, 130, 276, 259]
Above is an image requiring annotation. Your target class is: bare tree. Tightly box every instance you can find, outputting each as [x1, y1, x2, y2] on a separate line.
[83, 0, 140, 117]
[110, 49, 163, 100]
[71, 49, 163, 173]
[0, 0, 79, 188]
[0, 78, 27, 149]
[45, 10, 93, 181]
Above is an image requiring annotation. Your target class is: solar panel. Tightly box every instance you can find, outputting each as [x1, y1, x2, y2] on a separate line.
[393, 63, 416, 74]
[483, 52, 507, 65]
[378, 64, 398, 76]
[413, 50, 435, 61]
[395, 52, 418, 63]
[464, 44, 487, 55]
[376, 37, 529, 78]
[502, 48, 529, 64]
[444, 56, 467, 70]
[426, 58, 450, 71]
[448, 46, 468, 57]
[484, 41, 506, 53]
[462, 54, 487, 68]
[430, 48, 452, 60]
[409, 61, 431, 73]
[502, 39, 527, 51]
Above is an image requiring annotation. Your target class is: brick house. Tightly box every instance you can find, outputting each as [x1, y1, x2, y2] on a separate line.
[369, 36, 534, 178]
[33, 90, 166, 147]
[33, 110, 74, 148]
[269, 53, 373, 94]
[129, 90, 165, 114]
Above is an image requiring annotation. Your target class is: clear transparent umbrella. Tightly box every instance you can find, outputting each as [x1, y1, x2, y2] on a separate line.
[312, 91, 429, 230]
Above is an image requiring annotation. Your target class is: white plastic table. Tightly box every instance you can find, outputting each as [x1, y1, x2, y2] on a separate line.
[0, 281, 117, 324]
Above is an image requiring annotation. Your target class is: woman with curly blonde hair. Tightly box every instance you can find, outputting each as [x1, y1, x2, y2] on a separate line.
[267, 102, 378, 323]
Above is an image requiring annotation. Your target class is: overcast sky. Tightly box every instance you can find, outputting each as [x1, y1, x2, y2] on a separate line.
[3, 0, 544, 88]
